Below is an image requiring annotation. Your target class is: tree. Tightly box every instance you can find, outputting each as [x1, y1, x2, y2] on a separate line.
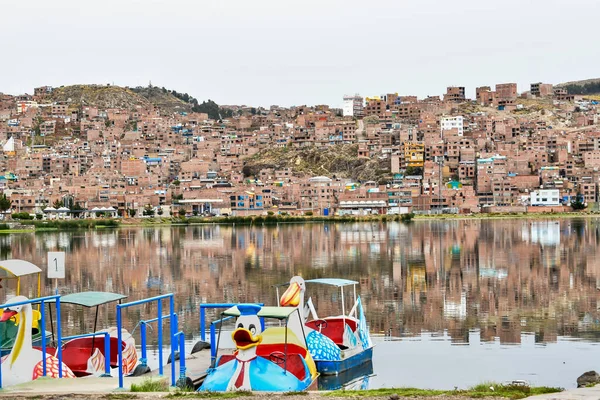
[0, 194, 10, 220]
[53, 199, 63, 209]
[143, 205, 155, 217]
[70, 202, 85, 218]
[172, 179, 181, 186]
[157, 208, 163, 216]
[128, 209, 137, 218]
[178, 209, 186, 218]
[571, 194, 587, 211]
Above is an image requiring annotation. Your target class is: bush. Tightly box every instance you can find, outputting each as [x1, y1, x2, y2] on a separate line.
[35, 214, 43, 220]
[0, 223, 9, 230]
[11, 212, 34, 220]
[304, 211, 313, 216]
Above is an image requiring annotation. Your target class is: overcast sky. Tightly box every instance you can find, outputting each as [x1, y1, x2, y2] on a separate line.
[2, 0, 599, 107]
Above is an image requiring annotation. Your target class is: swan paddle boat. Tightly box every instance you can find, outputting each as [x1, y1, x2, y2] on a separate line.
[44, 291, 138, 377]
[277, 276, 374, 375]
[200, 304, 318, 392]
[0, 260, 52, 355]
[0, 296, 76, 386]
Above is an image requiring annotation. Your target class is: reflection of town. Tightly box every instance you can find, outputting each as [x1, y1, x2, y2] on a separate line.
[0, 220, 599, 345]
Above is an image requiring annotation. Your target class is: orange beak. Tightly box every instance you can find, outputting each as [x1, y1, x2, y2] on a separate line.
[0, 310, 16, 322]
[232, 328, 262, 350]
[280, 282, 301, 307]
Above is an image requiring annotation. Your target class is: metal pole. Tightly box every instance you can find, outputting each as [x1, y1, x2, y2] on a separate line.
[157, 299, 163, 376]
[41, 301, 47, 376]
[284, 318, 288, 372]
[200, 306, 205, 342]
[140, 322, 147, 367]
[169, 295, 176, 387]
[56, 297, 62, 378]
[91, 305, 99, 357]
[103, 332, 111, 376]
[117, 306, 124, 388]
[49, 302, 55, 346]
[179, 333, 186, 381]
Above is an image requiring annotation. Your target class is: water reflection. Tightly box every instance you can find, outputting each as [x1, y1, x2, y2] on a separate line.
[1, 219, 599, 388]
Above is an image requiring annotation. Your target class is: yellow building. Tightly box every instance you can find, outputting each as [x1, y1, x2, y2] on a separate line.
[403, 142, 424, 168]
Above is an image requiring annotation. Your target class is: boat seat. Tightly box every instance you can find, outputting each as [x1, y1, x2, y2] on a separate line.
[63, 337, 124, 367]
[256, 343, 307, 358]
[306, 317, 358, 346]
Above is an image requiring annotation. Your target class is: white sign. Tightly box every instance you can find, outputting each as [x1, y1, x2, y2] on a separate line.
[48, 252, 65, 279]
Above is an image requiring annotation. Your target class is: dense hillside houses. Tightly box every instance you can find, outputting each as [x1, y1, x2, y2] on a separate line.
[0, 81, 599, 218]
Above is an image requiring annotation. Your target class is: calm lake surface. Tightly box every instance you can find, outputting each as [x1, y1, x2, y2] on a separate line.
[2, 219, 600, 389]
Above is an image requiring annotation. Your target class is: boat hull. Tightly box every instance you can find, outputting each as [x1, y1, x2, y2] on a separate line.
[315, 346, 373, 375]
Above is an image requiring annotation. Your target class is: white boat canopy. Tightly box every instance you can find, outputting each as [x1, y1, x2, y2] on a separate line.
[305, 278, 358, 287]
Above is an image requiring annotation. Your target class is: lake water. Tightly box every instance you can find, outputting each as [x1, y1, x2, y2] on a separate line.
[1, 219, 600, 389]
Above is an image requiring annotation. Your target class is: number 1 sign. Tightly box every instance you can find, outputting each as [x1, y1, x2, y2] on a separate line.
[48, 252, 65, 279]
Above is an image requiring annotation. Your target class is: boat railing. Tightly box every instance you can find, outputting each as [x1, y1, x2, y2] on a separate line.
[173, 329, 186, 386]
[138, 313, 178, 370]
[0, 295, 63, 389]
[116, 294, 177, 389]
[209, 315, 235, 366]
[61, 331, 111, 377]
[199, 303, 264, 342]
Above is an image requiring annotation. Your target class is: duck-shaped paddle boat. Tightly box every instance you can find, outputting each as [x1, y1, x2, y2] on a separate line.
[0, 296, 75, 387]
[199, 304, 318, 392]
[279, 276, 374, 375]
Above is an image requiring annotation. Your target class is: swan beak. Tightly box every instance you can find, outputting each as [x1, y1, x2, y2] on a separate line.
[0, 309, 17, 322]
[232, 328, 262, 350]
[280, 282, 301, 307]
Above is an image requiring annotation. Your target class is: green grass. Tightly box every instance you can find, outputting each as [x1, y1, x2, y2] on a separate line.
[324, 382, 563, 399]
[130, 378, 169, 392]
[167, 391, 253, 398]
[104, 394, 138, 399]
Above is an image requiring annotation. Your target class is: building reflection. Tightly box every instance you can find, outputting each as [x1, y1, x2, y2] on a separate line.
[0, 219, 598, 346]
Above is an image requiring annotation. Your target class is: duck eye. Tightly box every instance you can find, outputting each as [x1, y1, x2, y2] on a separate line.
[237, 323, 244, 329]
[249, 324, 256, 335]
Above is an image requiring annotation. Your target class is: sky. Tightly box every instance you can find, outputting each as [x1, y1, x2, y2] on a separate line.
[2, 0, 599, 108]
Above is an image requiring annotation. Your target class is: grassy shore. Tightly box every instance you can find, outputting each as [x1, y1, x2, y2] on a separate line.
[0, 382, 564, 400]
[3, 210, 599, 232]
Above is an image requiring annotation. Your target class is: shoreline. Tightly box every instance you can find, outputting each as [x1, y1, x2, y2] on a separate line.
[1, 211, 599, 233]
[0, 384, 565, 400]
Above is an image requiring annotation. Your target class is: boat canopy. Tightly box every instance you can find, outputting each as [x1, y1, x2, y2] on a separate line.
[223, 305, 297, 320]
[0, 260, 42, 279]
[48, 291, 127, 307]
[305, 278, 358, 287]
[274, 278, 359, 288]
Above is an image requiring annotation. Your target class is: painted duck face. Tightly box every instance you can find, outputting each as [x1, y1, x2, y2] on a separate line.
[231, 305, 262, 350]
[0, 296, 28, 321]
[280, 276, 305, 307]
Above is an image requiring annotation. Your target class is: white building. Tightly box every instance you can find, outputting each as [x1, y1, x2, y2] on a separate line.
[530, 189, 560, 206]
[440, 115, 464, 136]
[342, 94, 363, 117]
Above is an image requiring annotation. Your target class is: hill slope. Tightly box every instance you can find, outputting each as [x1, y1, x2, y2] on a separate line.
[556, 78, 600, 95]
[242, 145, 391, 182]
[49, 85, 150, 110]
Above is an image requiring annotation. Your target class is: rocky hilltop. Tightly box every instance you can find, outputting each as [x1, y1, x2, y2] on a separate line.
[243, 145, 391, 182]
[47, 84, 192, 114]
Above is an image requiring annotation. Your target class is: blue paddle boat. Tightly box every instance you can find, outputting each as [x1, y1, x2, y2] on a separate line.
[278, 277, 374, 375]
[200, 304, 318, 392]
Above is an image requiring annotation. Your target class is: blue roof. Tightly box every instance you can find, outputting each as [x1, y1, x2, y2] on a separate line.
[305, 278, 358, 287]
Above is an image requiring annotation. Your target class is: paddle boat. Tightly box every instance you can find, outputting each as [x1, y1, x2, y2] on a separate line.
[0, 295, 76, 386]
[200, 304, 318, 392]
[0, 260, 51, 355]
[278, 276, 374, 375]
[44, 291, 138, 377]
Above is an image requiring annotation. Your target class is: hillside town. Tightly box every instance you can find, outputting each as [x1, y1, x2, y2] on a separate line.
[0, 81, 599, 218]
